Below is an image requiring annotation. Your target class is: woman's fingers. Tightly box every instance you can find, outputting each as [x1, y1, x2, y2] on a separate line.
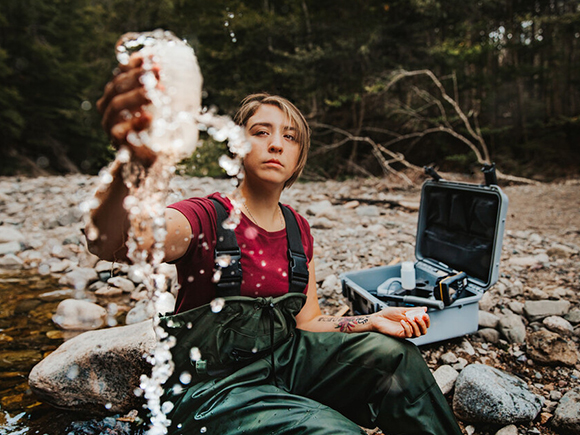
[102, 87, 151, 144]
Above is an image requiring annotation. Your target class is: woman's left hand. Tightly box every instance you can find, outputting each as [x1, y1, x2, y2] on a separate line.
[370, 306, 430, 338]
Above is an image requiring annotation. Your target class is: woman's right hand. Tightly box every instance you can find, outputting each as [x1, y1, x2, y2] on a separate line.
[96, 54, 158, 166]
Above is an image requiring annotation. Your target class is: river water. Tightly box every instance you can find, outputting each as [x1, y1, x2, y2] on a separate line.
[0, 271, 132, 434]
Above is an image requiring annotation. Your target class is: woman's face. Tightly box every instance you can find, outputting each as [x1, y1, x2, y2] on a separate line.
[242, 104, 301, 187]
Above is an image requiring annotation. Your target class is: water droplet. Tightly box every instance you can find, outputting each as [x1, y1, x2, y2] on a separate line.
[199, 269, 205, 275]
[105, 403, 113, 410]
[210, 298, 225, 313]
[282, 271, 288, 277]
[261, 260, 267, 267]
[187, 275, 195, 282]
[161, 401, 174, 414]
[172, 384, 184, 394]
[216, 254, 231, 268]
[66, 364, 80, 380]
[252, 347, 258, 354]
[134, 387, 143, 397]
[189, 347, 202, 361]
[180, 371, 192, 384]
[212, 269, 222, 283]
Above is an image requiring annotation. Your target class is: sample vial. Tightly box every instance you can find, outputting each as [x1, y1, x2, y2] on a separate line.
[400, 261, 416, 290]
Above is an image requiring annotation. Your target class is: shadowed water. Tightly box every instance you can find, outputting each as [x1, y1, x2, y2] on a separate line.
[0, 271, 139, 434]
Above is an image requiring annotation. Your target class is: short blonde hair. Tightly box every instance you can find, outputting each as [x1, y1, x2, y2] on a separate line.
[234, 93, 310, 188]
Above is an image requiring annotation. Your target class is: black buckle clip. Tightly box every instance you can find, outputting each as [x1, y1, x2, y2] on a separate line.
[288, 250, 309, 291]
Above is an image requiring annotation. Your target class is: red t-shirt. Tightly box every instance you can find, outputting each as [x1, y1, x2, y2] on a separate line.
[167, 193, 314, 313]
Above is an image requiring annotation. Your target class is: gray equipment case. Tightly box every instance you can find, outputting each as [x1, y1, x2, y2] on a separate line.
[340, 177, 509, 346]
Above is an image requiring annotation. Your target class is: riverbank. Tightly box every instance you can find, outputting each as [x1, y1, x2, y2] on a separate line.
[1, 174, 579, 434]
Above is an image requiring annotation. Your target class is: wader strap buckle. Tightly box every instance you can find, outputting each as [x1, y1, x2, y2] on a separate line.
[288, 250, 309, 293]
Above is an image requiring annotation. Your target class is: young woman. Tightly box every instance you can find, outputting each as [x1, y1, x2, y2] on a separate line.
[90, 55, 463, 435]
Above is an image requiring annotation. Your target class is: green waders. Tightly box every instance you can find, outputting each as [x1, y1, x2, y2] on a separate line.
[159, 293, 462, 435]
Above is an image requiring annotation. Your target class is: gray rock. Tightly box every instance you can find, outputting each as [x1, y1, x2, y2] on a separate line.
[0, 253, 24, 269]
[479, 311, 500, 329]
[433, 365, 459, 395]
[356, 205, 380, 217]
[498, 312, 527, 344]
[547, 244, 577, 258]
[507, 301, 524, 315]
[38, 289, 75, 302]
[59, 267, 99, 290]
[52, 299, 107, 331]
[494, 425, 519, 435]
[440, 352, 458, 365]
[477, 328, 501, 344]
[524, 300, 571, 322]
[527, 287, 549, 300]
[306, 200, 333, 216]
[452, 364, 542, 424]
[107, 276, 136, 293]
[0, 226, 24, 243]
[28, 321, 155, 413]
[565, 309, 580, 325]
[125, 300, 155, 325]
[479, 292, 495, 312]
[552, 388, 580, 434]
[527, 330, 579, 366]
[542, 316, 574, 336]
[0, 241, 22, 255]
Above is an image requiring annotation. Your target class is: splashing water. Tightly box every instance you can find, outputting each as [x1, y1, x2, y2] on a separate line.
[82, 29, 252, 435]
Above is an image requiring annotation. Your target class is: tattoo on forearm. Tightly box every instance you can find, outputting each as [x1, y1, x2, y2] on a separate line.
[317, 316, 370, 332]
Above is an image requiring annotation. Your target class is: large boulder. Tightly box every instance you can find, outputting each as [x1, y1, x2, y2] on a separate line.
[28, 320, 156, 413]
[453, 364, 542, 425]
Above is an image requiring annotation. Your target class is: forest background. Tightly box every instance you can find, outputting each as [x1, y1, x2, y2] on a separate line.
[1, 0, 579, 182]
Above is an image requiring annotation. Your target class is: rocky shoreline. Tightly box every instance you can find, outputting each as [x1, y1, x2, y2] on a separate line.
[1, 174, 579, 435]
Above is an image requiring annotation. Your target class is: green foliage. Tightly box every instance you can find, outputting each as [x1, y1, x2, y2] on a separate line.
[0, 0, 578, 178]
[177, 135, 229, 178]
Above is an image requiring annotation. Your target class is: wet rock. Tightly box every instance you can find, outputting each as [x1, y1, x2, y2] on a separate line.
[498, 312, 526, 344]
[0, 349, 43, 371]
[527, 330, 579, 366]
[0, 253, 24, 269]
[94, 286, 124, 297]
[52, 299, 107, 331]
[452, 364, 542, 424]
[433, 365, 459, 395]
[38, 289, 75, 302]
[107, 276, 135, 293]
[125, 300, 155, 325]
[59, 267, 99, 290]
[552, 387, 580, 434]
[28, 321, 156, 413]
[523, 300, 571, 322]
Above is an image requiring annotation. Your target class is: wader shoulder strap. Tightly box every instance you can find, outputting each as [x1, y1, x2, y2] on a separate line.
[210, 198, 243, 297]
[280, 205, 310, 293]
[210, 199, 309, 297]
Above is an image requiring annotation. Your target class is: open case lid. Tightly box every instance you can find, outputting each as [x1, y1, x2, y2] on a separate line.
[415, 179, 509, 292]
